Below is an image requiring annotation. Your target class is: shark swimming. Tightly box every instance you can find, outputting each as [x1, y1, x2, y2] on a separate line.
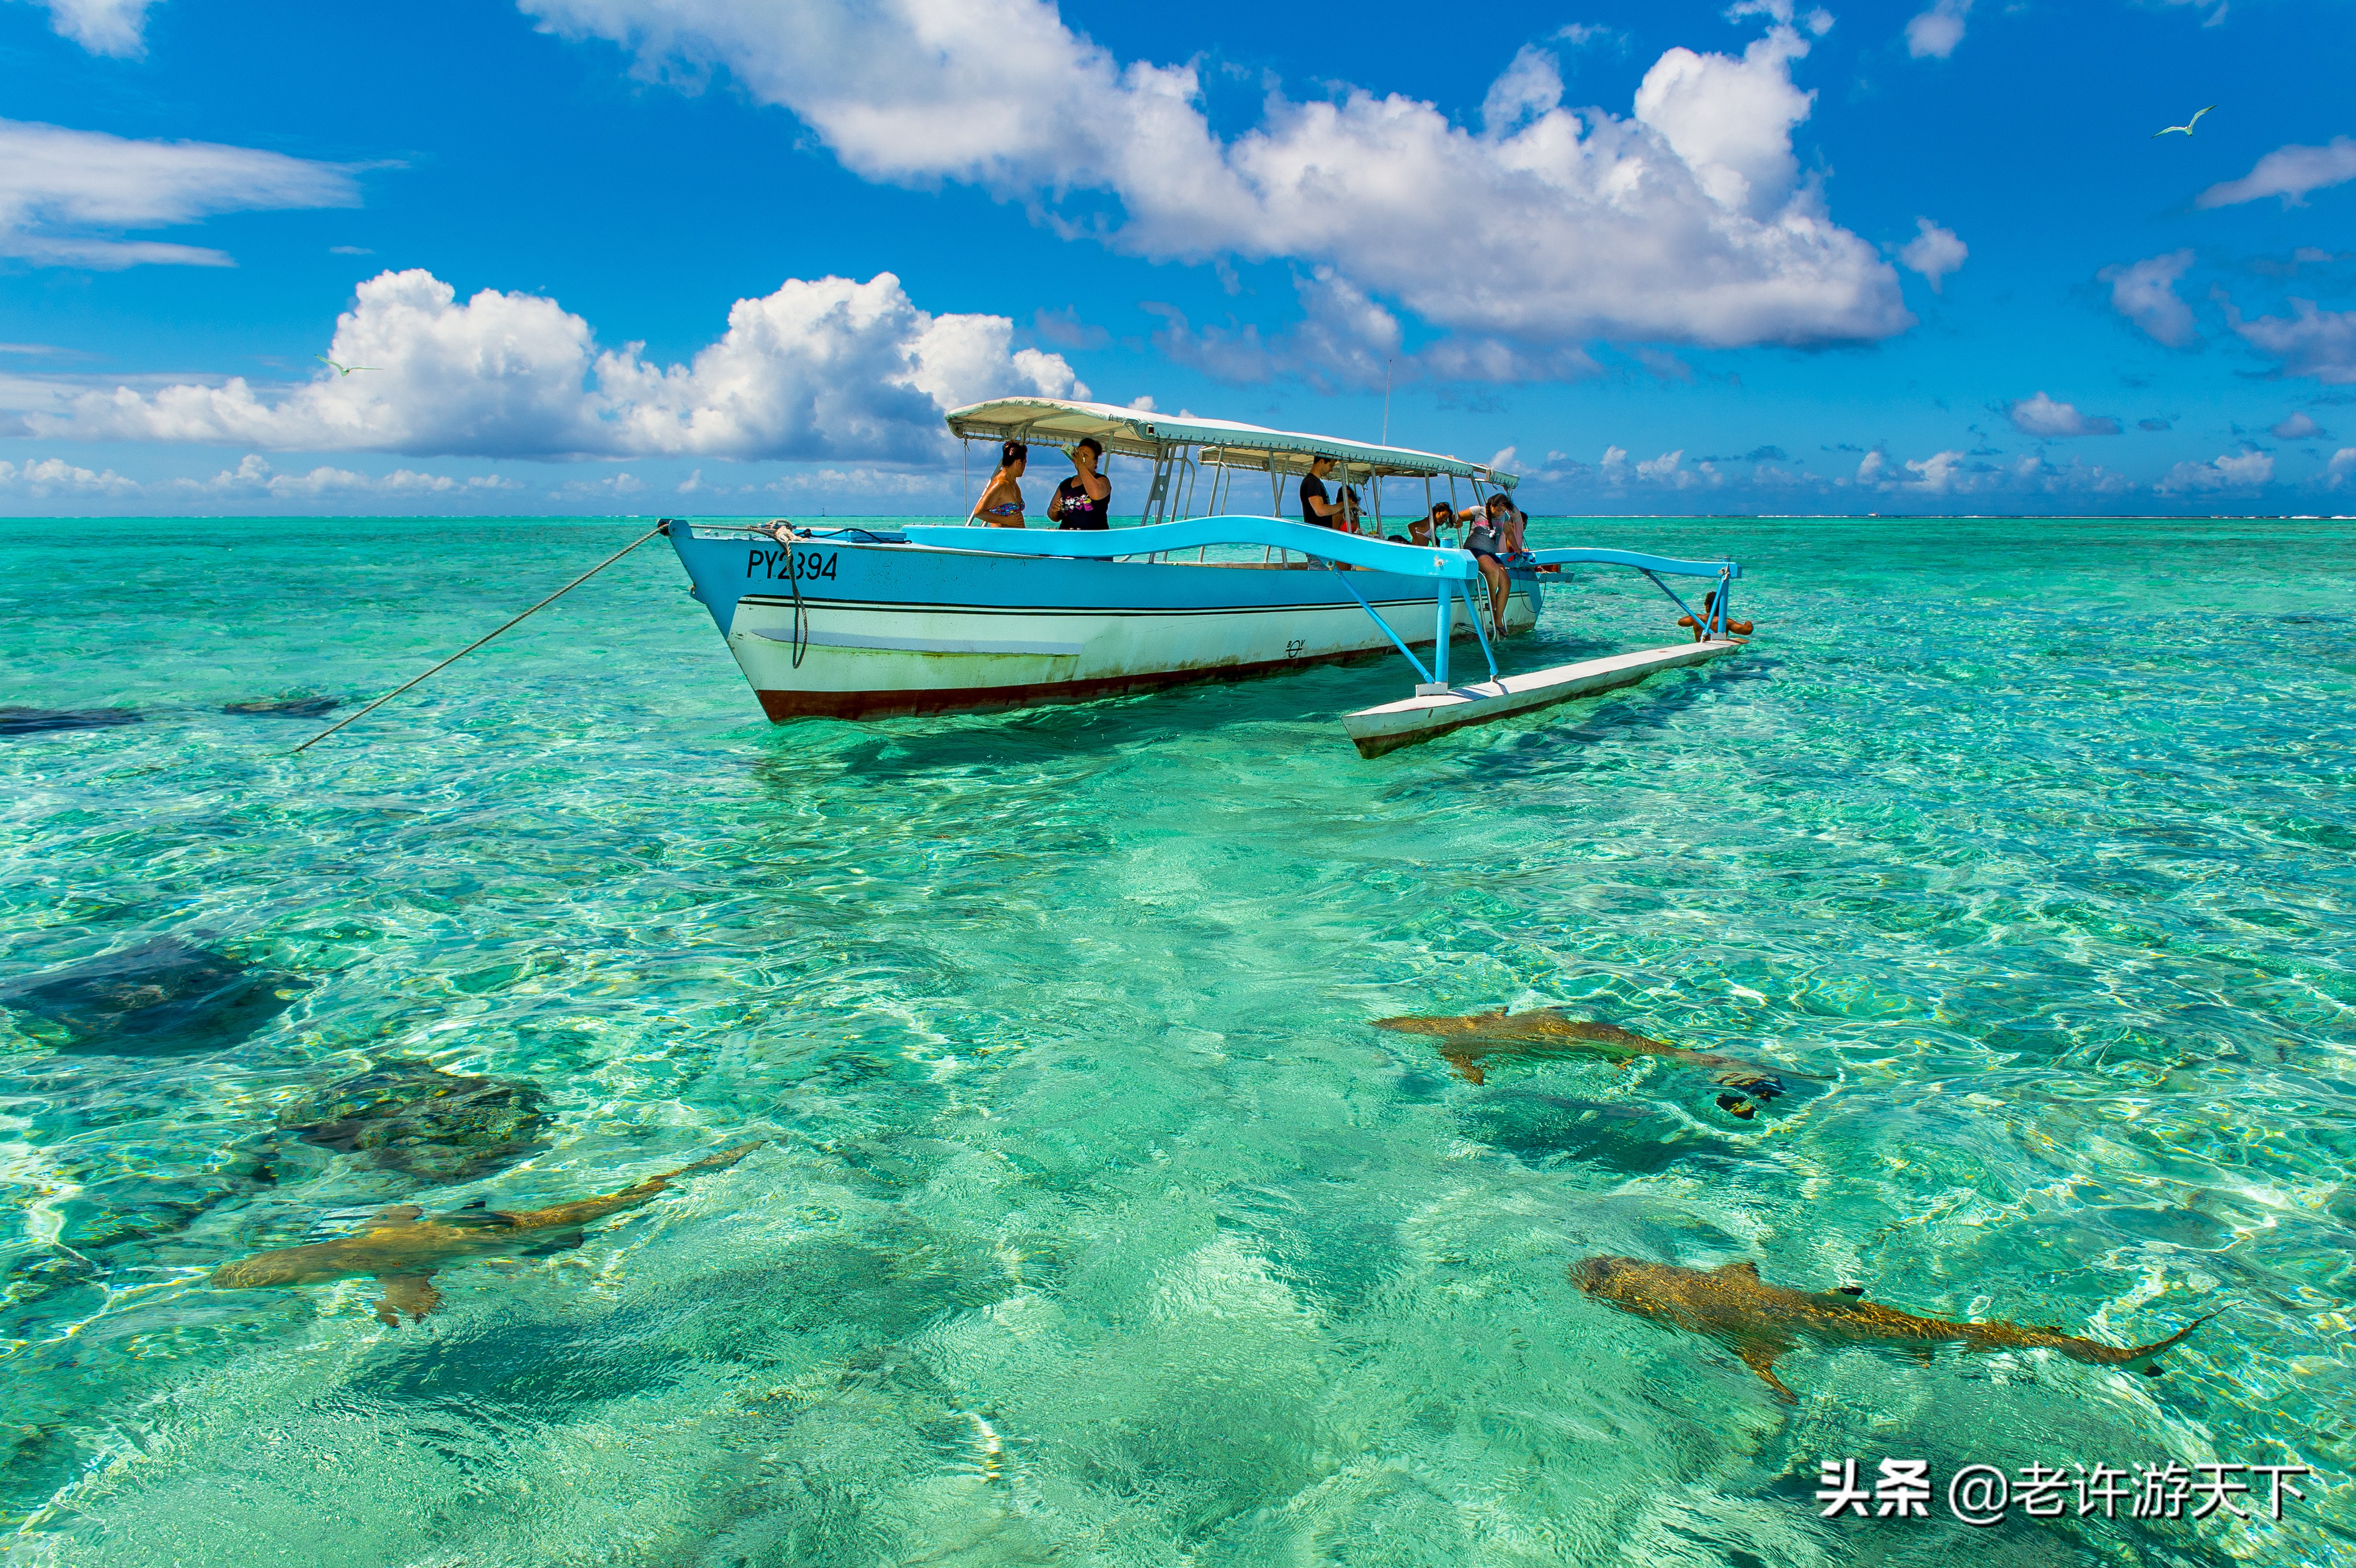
[1373, 1009, 1793, 1114]
[1572, 1254, 2219, 1401]
[211, 1142, 760, 1324]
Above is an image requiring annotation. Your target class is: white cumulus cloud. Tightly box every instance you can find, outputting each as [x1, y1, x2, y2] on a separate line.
[521, 0, 1910, 363]
[27, 267, 1086, 460]
[2325, 449, 2356, 489]
[2006, 391, 2119, 438]
[2099, 250, 2198, 347]
[2271, 411, 2326, 440]
[173, 454, 526, 498]
[2227, 298, 2356, 384]
[2158, 449, 2274, 493]
[1898, 219, 1966, 292]
[1633, 449, 1692, 486]
[1900, 449, 1968, 491]
[0, 455, 140, 495]
[0, 117, 360, 268]
[24, 0, 158, 56]
[1904, 0, 1972, 58]
[2197, 138, 2356, 209]
[1848, 447, 2129, 496]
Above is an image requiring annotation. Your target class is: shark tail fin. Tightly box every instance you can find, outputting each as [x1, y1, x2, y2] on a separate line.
[663, 1140, 764, 1180]
[2117, 1307, 2226, 1366]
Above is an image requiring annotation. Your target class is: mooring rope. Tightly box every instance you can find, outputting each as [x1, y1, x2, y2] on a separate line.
[292, 523, 665, 755]
[781, 525, 810, 669]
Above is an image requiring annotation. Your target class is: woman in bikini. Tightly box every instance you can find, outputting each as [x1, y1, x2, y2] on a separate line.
[969, 440, 1028, 528]
[1462, 493, 1521, 638]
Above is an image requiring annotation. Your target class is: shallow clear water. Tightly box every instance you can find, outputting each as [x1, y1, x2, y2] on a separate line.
[2, 515, 2351, 1567]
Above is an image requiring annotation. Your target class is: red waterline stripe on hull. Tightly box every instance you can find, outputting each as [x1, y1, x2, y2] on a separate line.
[755, 645, 1419, 722]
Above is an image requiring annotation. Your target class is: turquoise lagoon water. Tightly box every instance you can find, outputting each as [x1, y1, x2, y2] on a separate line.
[1, 514, 2351, 1567]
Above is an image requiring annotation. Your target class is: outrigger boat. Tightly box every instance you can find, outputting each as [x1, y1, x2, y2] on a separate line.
[663, 398, 1745, 755]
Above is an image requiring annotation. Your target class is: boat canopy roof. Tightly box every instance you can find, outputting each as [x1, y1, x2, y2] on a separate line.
[944, 397, 1517, 489]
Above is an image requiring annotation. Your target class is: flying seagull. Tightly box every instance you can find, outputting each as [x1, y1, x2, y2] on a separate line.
[2153, 105, 2217, 138]
[316, 355, 376, 376]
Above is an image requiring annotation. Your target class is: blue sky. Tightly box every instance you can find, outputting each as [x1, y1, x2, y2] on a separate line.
[1, 0, 2350, 516]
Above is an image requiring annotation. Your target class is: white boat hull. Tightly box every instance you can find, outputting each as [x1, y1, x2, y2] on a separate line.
[673, 529, 1539, 721]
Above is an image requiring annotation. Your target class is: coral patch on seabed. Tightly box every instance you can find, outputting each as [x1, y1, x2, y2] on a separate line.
[276, 1058, 553, 1184]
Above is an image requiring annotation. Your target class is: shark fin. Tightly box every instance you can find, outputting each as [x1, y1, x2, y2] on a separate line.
[1836, 1286, 1865, 1297]
[1738, 1343, 1796, 1402]
[520, 1228, 587, 1257]
[373, 1273, 441, 1325]
[1440, 1051, 1486, 1086]
[1715, 1261, 1760, 1278]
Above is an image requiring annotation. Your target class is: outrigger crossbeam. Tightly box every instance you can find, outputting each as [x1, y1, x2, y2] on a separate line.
[1341, 546, 1744, 757]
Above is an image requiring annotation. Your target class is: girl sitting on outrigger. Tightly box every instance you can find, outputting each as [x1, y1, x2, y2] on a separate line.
[968, 440, 1028, 527]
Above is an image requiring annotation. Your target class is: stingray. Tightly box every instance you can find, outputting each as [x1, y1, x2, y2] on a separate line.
[279, 1058, 552, 1184]
[223, 696, 341, 718]
[0, 707, 140, 736]
[0, 936, 306, 1055]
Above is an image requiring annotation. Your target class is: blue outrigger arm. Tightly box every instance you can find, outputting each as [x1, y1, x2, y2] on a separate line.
[891, 520, 1743, 698]
[1525, 547, 1739, 640]
[904, 513, 1501, 687]
[756, 514, 1747, 754]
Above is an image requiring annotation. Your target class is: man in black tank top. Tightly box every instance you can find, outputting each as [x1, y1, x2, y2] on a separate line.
[1050, 438, 1112, 530]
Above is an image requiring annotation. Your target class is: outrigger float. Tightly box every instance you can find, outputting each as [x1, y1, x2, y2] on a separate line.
[663, 397, 1745, 756]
